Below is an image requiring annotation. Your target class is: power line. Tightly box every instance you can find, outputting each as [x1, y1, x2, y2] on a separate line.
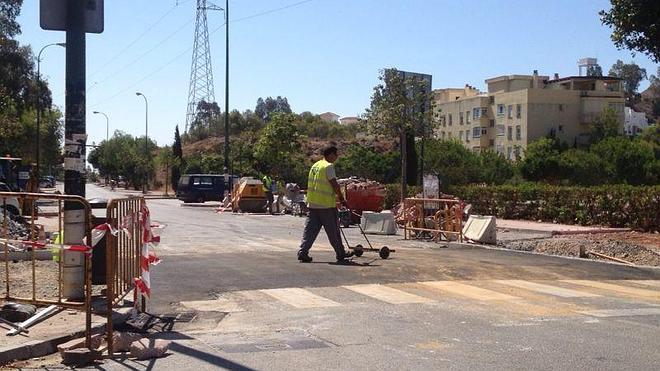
[91, 17, 195, 89]
[89, 4, 181, 79]
[90, 0, 317, 107]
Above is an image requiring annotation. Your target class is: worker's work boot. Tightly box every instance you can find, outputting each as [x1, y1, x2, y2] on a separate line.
[298, 254, 313, 263]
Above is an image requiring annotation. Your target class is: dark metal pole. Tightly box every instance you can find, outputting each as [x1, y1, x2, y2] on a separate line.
[223, 0, 229, 173]
[63, 0, 86, 300]
[64, 1, 86, 198]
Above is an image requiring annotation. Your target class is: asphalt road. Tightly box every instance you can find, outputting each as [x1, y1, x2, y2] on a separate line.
[85, 184, 660, 370]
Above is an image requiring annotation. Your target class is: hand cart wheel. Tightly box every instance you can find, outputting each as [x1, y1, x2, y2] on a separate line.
[379, 246, 390, 259]
[353, 244, 364, 257]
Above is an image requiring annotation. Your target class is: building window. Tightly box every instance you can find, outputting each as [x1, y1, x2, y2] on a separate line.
[489, 96, 495, 104]
[459, 112, 464, 125]
[496, 124, 505, 136]
[515, 125, 521, 140]
[558, 124, 564, 133]
[489, 119, 495, 127]
[507, 146, 512, 159]
[497, 104, 505, 116]
[448, 114, 452, 126]
[465, 130, 470, 142]
[496, 144, 504, 154]
[507, 105, 513, 119]
[558, 104, 564, 112]
[507, 126, 513, 140]
[516, 104, 521, 118]
[466, 111, 470, 124]
[489, 139, 495, 146]
[472, 107, 480, 119]
[472, 127, 481, 138]
[447, 132, 452, 138]
[459, 131, 464, 141]
[481, 107, 488, 117]
[514, 145, 521, 160]
[482, 128, 488, 135]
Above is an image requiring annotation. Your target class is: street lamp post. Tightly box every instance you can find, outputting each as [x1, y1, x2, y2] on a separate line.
[135, 92, 149, 194]
[36, 42, 66, 177]
[223, 0, 230, 178]
[92, 111, 109, 141]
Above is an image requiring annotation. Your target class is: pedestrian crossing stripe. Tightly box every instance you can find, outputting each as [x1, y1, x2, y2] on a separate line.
[562, 280, 660, 299]
[420, 281, 519, 301]
[494, 280, 601, 298]
[579, 308, 660, 318]
[180, 298, 245, 313]
[260, 288, 341, 309]
[342, 284, 434, 304]
[626, 280, 660, 288]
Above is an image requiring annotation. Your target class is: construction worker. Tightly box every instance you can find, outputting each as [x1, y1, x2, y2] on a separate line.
[297, 144, 354, 264]
[262, 173, 275, 214]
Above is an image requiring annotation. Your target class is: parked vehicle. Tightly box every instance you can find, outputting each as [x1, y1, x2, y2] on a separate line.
[0, 182, 21, 216]
[176, 174, 238, 203]
[39, 176, 56, 188]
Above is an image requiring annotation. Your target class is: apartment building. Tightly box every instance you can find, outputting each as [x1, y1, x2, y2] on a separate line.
[434, 71, 625, 160]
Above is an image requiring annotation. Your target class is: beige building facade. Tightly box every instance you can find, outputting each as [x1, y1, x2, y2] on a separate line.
[434, 72, 625, 160]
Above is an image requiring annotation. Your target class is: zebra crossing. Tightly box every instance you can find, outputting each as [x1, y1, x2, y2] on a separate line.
[180, 279, 660, 318]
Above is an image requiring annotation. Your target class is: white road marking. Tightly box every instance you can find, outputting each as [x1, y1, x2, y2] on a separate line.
[495, 280, 600, 298]
[180, 299, 244, 313]
[342, 284, 434, 304]
[420, 281, 519, 301]
[626, 280, 660, 288]
[260, 288, 341, 309]
[562, 280, 660, 299]
[579, 308, 660, 318]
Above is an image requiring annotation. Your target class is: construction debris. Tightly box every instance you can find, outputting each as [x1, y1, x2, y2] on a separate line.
[0, 210, 29, 240]
[61, 348, 102, 366]
[7, 305, 60, 336]
[0, 302, 36, 323]
[129, 338, 171, 360]
[112, 331, 142, 352]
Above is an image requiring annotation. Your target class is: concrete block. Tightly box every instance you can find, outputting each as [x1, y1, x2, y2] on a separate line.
[61, 348, 102, 366]
[57, 334, 104, 355]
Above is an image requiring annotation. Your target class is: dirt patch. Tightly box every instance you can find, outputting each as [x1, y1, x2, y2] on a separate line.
[500, 233, 660, 267]
[1, 260, 60, 300]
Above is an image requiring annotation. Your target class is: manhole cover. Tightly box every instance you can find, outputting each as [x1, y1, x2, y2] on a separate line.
[200, 331, 330, 353]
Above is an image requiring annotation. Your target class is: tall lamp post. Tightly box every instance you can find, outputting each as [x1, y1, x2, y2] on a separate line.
[135, 92, 149, 194]
[36, 42, 66, 177]
[92, 111, 109, 141]
[223, 0, 230, 179]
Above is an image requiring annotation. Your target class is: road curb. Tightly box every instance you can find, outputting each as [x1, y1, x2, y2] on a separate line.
[0, 307, 132, 364]
[447, 241, 660, 270]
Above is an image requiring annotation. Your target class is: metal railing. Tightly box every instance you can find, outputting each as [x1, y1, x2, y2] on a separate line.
[1, 191, 92, 346]
[402, 198, 463, 243]
[105, 196, 144, 355]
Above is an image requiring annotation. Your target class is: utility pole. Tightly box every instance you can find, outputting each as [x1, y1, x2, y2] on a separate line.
[223, 0, 230, 175]
[63, 0, 86, 300]
[136, 92, 149, 194]
[36, 43, 66, 177]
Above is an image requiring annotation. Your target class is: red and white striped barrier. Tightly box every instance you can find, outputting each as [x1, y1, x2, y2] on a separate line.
[134, 202, 161, 298]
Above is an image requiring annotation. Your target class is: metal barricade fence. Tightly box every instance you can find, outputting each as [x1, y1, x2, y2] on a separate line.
[0, 191, 92, 346]
[105, 196, 144, 355]
[402, 198, 464, 242]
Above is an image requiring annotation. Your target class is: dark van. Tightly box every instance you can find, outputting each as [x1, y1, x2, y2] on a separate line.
[176, 174, 238, 203]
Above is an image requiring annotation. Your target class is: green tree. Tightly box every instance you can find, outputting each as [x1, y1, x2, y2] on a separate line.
[600, 0, 660, 63]
[586, 64, 603, 77]
[520, 138, 563, 182]
[255, 96, 292, 122]
[591, 137, 655, 184]
[364, 68, 435, 200]
[334, 144, 400, 183]
[253, 113, 307, 184]
[478, 149, 515, 185]
[423, 139, 480, 188]
[558, 149, 610, 185]
[608, 60, 647, 102]
[171, 125, 184, 190]
[590, 106, 622, 143]
[88, 132, 158, 189]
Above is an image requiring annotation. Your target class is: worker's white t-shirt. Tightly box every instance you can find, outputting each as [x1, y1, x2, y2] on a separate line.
[307, 164, 336, 209]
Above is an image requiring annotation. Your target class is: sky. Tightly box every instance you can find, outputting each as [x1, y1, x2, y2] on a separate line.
[16, 0, 659, 147]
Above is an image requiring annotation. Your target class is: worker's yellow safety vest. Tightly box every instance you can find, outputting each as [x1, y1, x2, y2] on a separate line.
[306, 159, 336, 208]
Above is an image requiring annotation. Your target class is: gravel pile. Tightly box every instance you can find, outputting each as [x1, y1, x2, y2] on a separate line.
[0, 210, 29, 240]
[500, 236, 660, 266]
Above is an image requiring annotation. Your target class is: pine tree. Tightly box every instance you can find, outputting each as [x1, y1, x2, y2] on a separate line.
[171, 125, 184, 191]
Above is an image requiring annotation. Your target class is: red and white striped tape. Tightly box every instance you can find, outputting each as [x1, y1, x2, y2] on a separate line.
[134, 202, 161, 298]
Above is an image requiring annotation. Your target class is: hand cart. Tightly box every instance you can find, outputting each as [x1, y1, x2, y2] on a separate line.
[338, 208, 394, 259]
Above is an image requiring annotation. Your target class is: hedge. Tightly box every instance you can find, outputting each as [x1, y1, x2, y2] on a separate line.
[383, 184, 422, 209]
[450, 184, 660, 231]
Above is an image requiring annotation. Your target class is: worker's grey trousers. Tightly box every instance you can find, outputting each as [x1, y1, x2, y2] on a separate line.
[298, 208, 347, 260]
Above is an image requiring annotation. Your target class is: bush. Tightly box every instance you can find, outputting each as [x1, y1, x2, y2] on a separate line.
[383, 184, 422, 209]
[451, 184, 660, 231]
